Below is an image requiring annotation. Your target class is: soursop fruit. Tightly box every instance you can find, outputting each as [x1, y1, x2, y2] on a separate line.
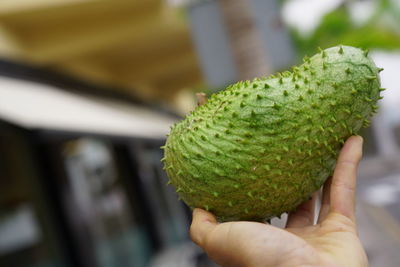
[162, 45, 383, 222]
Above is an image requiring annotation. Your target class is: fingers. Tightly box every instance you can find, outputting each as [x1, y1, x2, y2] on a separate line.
[190, 208, 218, 247]
[317, 177, 332, 223]
[330, 135, 363, 221]
[286, 192, 318, 228]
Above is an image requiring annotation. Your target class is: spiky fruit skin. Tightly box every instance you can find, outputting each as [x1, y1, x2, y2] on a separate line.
[163, 46, 382, 222]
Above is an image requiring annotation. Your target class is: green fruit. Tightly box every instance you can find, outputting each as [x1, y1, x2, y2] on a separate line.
[162, 46, 383, 222]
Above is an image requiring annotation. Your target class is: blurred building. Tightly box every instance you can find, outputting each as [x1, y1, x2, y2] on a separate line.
[0, 0, 295, 266]
[0, 0, 203, 113]
[0, 0, 295, 114]
[0, 60, 194, 267]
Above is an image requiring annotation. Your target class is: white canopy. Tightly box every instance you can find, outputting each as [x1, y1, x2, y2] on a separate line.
[0, 76, 177, 138]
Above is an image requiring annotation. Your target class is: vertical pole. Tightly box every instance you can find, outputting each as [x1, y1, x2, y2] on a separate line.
[218, 0, 270, 80]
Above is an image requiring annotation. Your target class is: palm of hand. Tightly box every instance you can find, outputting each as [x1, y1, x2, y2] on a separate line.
[190, 136, 369, 267]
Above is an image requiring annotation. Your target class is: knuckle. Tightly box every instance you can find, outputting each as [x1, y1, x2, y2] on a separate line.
[332, 178, 356, 193]
[337, 159, 358, 169]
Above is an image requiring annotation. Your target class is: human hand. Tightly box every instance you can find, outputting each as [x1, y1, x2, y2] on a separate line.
[190, 136, 368, 267]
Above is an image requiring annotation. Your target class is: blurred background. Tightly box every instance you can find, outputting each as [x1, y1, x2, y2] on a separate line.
[0, 0, 399, 266]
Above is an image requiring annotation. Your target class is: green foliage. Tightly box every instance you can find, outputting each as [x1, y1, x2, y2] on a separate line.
[291, 0, 400, 59]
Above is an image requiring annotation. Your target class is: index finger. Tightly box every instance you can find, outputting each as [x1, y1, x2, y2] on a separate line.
[330, 135, 363, 221]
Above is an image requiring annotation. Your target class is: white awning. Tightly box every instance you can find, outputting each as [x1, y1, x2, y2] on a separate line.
[0, 76, 177, 138]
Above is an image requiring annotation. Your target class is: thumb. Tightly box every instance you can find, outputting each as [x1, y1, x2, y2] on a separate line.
[190, 209, 281, 267]
[190, 209, 249, 266]
[190, 208, 218, 247]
